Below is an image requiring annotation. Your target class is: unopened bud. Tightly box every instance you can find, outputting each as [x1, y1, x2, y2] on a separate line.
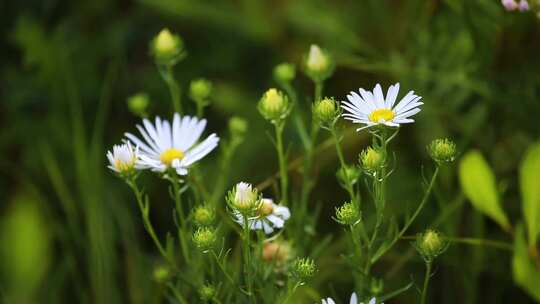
[360, 147, 384, 173]
[258, 88, 290, 122]
[415, 229, 448, 262]
[273, 63, 296, 83]
[189, 78, 212, 103]
[151, 28, 185, 66]
[193, 227, 217, 251]
[290, 257, 316, 281]
[335, 202, 360, 226]
[428, 138, 457, 164]
[127, 93, 149, 117]
[303, 44, 334, 83]
[192, 205, 215, 227]
[313, 97, 340, 126]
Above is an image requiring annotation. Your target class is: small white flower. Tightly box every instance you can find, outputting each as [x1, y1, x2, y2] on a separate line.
[234, 198, 290, 234]
[321, 293, 380, 304]
[232, 182, 259, 210]
[124, 114, 219, 175]
[106, 142, 139, 173]
[341, 83, 423, 131]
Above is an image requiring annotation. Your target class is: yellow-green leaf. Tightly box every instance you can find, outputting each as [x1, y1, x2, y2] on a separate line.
[520, 142, 540, 246]
[512, 224, 540, 301]
[459, 150, 510, 230]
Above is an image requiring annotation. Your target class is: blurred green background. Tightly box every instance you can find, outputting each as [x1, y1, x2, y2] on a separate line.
[1, 0, 539, 303]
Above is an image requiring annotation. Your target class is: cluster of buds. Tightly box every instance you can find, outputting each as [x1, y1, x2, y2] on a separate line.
[312, 97, 341, 127]
[290, 257, 316, 281]
[273, 62, 296, 84]
[226, 182, 261, 214]
[303, 44, 335, 83]
[150, 28, 186, 66]
[258, 88, 291, 123]
[359, 147, 385, 174]
[414, 229, 449, 262]
[334, 202, 360, 226]
[428, 138, 457, 164]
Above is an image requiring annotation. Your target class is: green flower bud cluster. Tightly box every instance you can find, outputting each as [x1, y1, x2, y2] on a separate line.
[334, 202, 360, 226]
[313, 97, 340, 126]
[303, 44, 335, 83]
[414, 229, 449, 262]
[192, 205, 215, 227]
[127, 92, 149, 118]
[258, 88, 291, 123]
[151, 28, 186, 66]
[290, 257, 316, 281]
[193, 227, 217, 251]
[359, 147, 384, 173]
[273, 63, 296, 83]
[198, 283, 216, 301]
[428, 138, 457, 164]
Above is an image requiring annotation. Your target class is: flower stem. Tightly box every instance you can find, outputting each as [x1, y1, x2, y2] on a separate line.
[281, 281, 301, 304]
[315, 81, 323, 102]
[330, 126, 355, 201]
[159, 65, 182, 114]
[420, 261, 432, 304]
[170, 176, 191, 263]
[371, 166, 440, 264]
[275, 122, 288, 205]
[242, 215, 253, 299]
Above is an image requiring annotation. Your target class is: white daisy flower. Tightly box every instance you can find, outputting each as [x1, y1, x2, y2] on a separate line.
[321, 293, 380, 304]
[341, 83, 423, 131]
[234, 198, 290, 234]
[106, 142, 139, 173]
[124, 114, 219, 175]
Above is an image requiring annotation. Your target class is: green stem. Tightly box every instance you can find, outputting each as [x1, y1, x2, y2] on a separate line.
[243, 215, 253, 299]
[281, 281, 301, 304]
[330, 126, 355, 201]
[167, 282, 189, 304]
[401, 236, 513, 251]
[275, 122, 288, 205]
[420, 261, 432, 304]
[171, 176, 191, 263]
[371, 166, 440, 264]
[211, 250, 237, 287]
[315, 81, 323, 102]
[160, 65, 182, 114]
[127, 179, 173, 265]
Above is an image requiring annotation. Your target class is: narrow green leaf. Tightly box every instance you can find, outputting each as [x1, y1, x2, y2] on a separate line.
[459, 150, 510, 230]
[512, 224, 540, 301]
[520, 142, 540, 246]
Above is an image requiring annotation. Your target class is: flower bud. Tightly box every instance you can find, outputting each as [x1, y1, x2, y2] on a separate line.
[428, 138, 457, 164]
[313, 97, 340, 126]
[303, 44, 334, 82]
[192, 205, 215, 227]
[228, 116, 248, 139]
[153, 264, 171, 283]
[335, 202, 360, 226]
[337, 166, 360, 188]
[414, 229, 448, 262]
[518, 0, 530, 11]
[263, 241, 292, 264]
[151, 28, 185, 66]
[290, 257, 316, 281]
[193, 227, 217, 251]
[127, 93, 149, 117]
[258, 88, 290, 122]
[198, 283, 216, 301]
[273, 63, 296, 83]
[189, 78, 212, 103]
[360, 147, 384, 173]
[227, 182, 260, 213]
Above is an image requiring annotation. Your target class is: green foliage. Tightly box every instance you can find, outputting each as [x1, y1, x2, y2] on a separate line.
[520, 142, 540, 246]
[512, 225, 540, 301]
[459, 150, 510, 230]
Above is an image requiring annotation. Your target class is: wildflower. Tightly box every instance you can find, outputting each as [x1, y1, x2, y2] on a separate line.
[192, 205, 215, 227]
[189, 78, 212, 103]
[341, 83, 423, 131]
[322, 294, 380, 304]
[502, 0, 519, 10]
[518, 0, 530, 11]
[124, 114, 219, 176]
[106, 142, 139, 174]
[198, 283, 216, 301]
[258, 88, 290, 122]
[304, 44, 335, 82]
[127, 93, 149, 117]
[227, 182, 260, 212]
[428, 138, 457, 164]
[273, 62, 296, 83]
[262, 241, 292, 264]
[414, 229, 449, 262]
[151, 28, 185, 66]
[192, 227, 217, 251]
[335, 202, 360, 226]
[290, 257, 316, 281]
[313, 97, 340, 126]
[359, 147, 384, 172]
[233, 198, 290, 234]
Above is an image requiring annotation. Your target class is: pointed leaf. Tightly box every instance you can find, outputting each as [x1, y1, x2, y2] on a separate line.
[520, 142, 540, 246]
[459, 150, 510, 230]
[512, 224, 540, 301]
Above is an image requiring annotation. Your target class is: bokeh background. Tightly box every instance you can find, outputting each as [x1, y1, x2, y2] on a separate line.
[1, 0, 540, 303]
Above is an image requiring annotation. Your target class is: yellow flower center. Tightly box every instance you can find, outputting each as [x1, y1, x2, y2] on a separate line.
[369, 109, 395, 123]
[114, 159, 135, 172]
[258, 200, 274, 217]
[160, 148, 185, 166]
